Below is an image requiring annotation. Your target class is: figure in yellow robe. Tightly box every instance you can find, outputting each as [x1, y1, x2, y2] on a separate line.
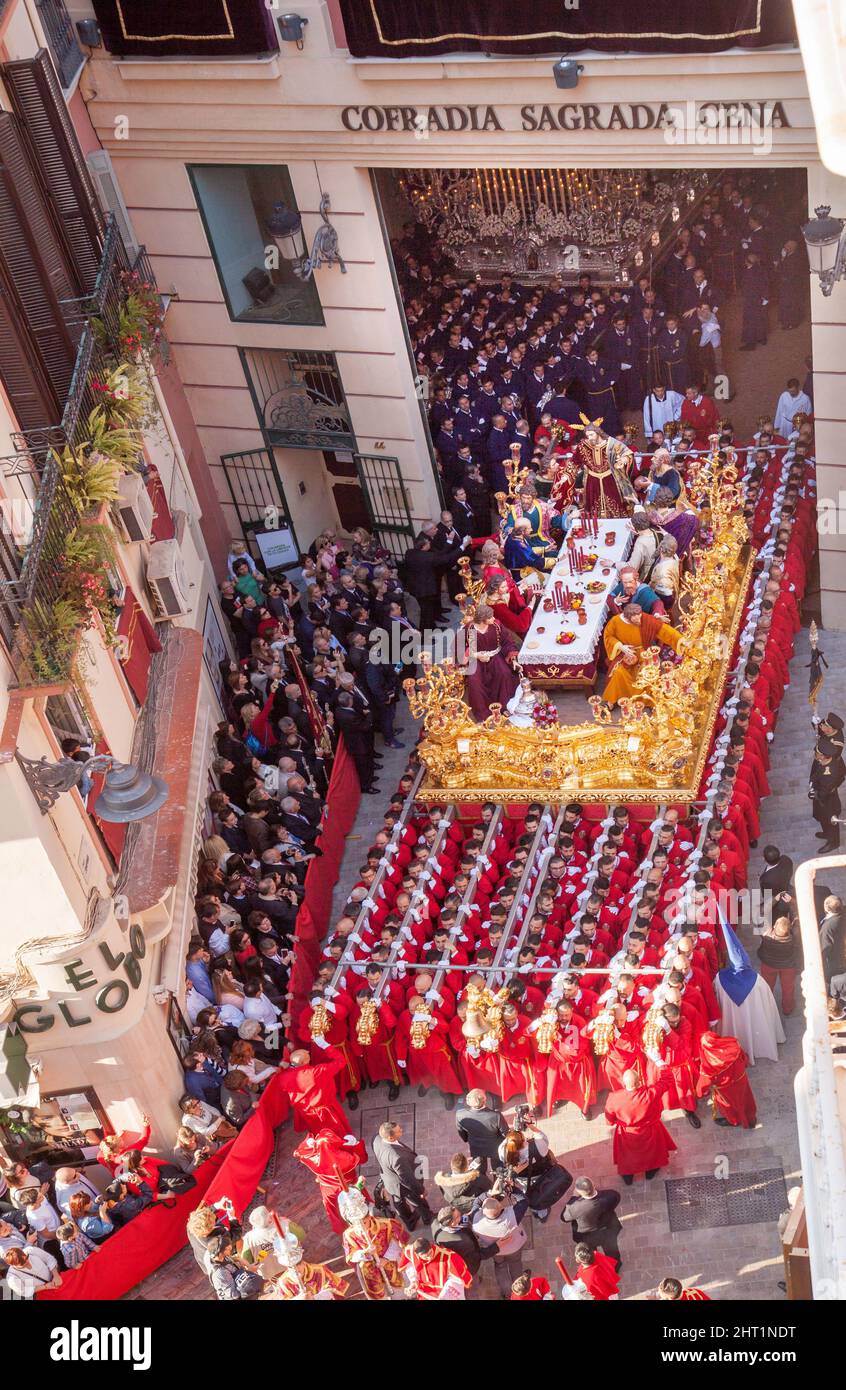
[602, 605, 683, 705]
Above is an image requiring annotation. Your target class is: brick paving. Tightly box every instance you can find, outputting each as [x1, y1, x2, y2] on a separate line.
[127, 625, 846, 1301]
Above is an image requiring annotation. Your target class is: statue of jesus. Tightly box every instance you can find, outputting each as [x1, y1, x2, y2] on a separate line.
[572, 425, 635, 519]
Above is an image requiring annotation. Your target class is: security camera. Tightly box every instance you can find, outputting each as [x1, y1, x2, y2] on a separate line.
[553, 58, 584, 90]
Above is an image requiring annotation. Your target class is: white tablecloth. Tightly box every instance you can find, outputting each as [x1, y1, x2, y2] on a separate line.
[518, 517, 632, 667]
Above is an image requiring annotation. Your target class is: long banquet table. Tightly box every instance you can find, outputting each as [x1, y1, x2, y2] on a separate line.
[517, 516, 632, 689]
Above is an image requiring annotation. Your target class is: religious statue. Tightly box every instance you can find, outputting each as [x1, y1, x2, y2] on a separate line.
[501, 480, 559, 564]
[338, 1186, 407, 1300]
[571, 422, 635, 518]
[463, 602, 521, 722]
[601, 603, 684, 706]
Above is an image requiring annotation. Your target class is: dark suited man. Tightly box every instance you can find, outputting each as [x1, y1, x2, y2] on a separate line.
[820, 895, 845, 988]
[403, 532, 466, 634]
[432, 509, 467, 604]
[279, 795, 320, 846]
[560, 1177, 623, 1269]
[455, 1089, 507, 1176]
[334, 691, 378, 794]
[809, 741, 846, 852]
[372, 1120, 433, 1229]
[432, 1204, 484, 1286]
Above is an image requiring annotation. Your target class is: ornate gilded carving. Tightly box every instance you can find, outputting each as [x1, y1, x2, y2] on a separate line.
[406, 444, 751, 802]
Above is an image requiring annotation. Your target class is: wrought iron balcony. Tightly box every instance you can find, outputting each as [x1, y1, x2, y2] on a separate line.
[0, 217, 164, 683]
[35, 0, 84, 89]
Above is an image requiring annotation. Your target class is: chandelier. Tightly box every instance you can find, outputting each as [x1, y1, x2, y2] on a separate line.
[399, 168, 709, 278]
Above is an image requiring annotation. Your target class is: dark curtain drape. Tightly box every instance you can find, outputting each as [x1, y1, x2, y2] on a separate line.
[338, 0, 795, 57]
[93, 1, 279, 58]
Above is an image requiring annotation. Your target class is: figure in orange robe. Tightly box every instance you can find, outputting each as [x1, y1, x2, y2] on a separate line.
[576, 1248, 620, 1300]
[604, 1077, 677, 1178]
[602, 609, 682, 706]
[695, 1031, 757, 1128]
[292, 1129, 368, 1235]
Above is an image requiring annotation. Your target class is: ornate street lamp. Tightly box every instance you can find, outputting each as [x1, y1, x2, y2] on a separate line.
[801, 205, 846, 296]
[266, 202, 305, 264]
[17, 753, 168, 821]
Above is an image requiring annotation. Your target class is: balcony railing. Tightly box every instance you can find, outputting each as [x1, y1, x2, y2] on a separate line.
[0, 216, 163, 683]
[35, 0, 84, 89]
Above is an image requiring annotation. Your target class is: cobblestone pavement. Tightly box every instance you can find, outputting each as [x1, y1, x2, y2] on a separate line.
[127, 626, 846, 1301]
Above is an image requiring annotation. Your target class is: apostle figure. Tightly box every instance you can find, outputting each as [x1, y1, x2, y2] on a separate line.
[571, 424, 634, 519]
[463, 602, 520, 722]
[604, 1069, 678, 1183]
[501, 480, 560, 563]
[338, 1186, 406, 1300]
[292, 1128, 368, 1234]
[503, 518, 557, 579]
[601, 603, 683, 706]
[273, 1230, 350, 1301]
[694, 1031, 757, 1128]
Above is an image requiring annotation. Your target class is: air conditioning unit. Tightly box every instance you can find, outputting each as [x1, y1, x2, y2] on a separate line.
[117, 471, 155, 543]
[146, 538, 191, 620]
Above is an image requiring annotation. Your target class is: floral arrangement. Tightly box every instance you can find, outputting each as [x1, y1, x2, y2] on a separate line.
[532, 698, 559, 728]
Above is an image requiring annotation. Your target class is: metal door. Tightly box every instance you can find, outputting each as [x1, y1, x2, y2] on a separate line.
[353, 452, 416, 561]
[219, 446, 300, 570]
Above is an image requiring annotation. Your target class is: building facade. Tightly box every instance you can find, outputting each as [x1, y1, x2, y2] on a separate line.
[1, 0, 846, 1297]
[0, 0, 231, 1157]
[51, 0, 845, 623]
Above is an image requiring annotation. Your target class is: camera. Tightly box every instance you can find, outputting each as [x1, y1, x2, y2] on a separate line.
[514, 1102, 537, 1132]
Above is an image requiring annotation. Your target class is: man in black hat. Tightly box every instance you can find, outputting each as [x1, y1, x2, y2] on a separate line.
[815, 712, 845, 756]
[809, 739, 846, 853]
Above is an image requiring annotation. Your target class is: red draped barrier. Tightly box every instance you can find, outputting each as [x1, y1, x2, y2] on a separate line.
[37, 1143, 229, 1301]
[288, 738, 361, 1026]
[38, 1077, 293, 1302]
[302, 736, 361, 928]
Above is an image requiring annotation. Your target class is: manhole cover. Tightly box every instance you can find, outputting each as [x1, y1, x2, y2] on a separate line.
[665, 1169, 787, 1232]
